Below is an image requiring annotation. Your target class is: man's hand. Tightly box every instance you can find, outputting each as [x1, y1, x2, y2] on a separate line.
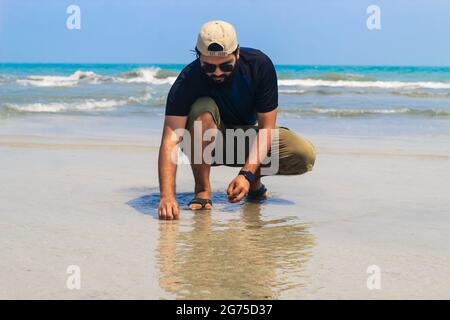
[227, 175, 250, 203]
[158, 196, 180, 220]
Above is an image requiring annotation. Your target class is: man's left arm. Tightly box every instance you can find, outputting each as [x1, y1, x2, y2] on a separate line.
[226, 109, 277, 202]
[242, 109, 277, 174]
[227, 56, 278, 203]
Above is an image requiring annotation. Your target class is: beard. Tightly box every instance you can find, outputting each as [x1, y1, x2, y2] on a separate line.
[207, 72, 233, 86]
[204, 59, 239, 87]
[210, 74, 228, 83]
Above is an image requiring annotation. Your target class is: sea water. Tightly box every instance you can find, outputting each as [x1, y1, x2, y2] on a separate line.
[1, 63, 450, 137]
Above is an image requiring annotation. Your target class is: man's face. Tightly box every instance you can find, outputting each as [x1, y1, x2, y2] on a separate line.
[199, 50, 240, 84]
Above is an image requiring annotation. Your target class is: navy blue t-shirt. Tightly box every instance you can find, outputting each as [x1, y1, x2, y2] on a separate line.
[165, 47, 278, 125]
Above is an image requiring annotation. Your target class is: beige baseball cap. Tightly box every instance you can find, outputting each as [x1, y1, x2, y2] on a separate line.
[196, 20, 239, 56]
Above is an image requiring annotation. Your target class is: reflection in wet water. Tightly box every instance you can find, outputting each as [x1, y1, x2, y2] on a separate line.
[154, 196, 315, 300]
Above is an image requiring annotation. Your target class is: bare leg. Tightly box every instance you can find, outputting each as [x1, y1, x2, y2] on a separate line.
[188, 112, 218, 209]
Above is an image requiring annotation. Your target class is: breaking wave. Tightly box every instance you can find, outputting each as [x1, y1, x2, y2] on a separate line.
[280, 107, 450, 117]
[278, 79, 450, 90]
[1, 93, 154, 113]
[15, 68, 177, 87]
[16, 71, 106, 87]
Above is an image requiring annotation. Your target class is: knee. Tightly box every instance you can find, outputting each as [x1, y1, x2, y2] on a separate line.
[187, 97, 220, 129]
[186, 111, 217, 133]
[195, 111, 214, 123]
[292, 140, 316, 173]
[280, 135, 316, 175]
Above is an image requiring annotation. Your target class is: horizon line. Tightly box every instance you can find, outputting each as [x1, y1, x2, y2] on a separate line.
[1, 62, 450, 68]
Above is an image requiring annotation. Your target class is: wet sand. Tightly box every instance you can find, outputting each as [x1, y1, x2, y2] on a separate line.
[1, 117, 450, 299]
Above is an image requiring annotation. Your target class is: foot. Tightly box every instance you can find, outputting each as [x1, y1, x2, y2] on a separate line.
[188, 190, 212, 210]
[247, 181, 268, 200]
[249, 179, 263, 193]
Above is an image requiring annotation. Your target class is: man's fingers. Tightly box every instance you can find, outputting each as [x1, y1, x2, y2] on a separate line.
[227, 181, 235, 195]
[158, 199, 181, 220]
[227, 182, 240, 197]
[165, 204, 173, 220]
[228, 187, 244, 202]
[236, 189, 247, 201]
[159, 207, 167, 220]
[229, 189, 246, 203]
[172, 204, 180, 219]
[227, 187, 239, 199]
[231, 186, 243, 197]
[229, 187, 247, 203]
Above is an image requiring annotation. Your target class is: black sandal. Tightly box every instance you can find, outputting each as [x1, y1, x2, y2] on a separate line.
[188, 198, 213, 210]
[247, 184, 268, 201]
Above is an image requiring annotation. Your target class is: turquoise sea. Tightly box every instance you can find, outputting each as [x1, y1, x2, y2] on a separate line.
[1, 63, 450, 136]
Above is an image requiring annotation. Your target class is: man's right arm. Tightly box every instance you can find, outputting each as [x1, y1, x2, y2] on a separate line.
[158, 115, 188, 220]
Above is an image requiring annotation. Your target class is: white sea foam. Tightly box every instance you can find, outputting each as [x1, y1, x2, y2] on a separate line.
[278, 79, 450, 90]
[310, 107, 411, 114]
[2, 92, 155, 113]
[127, 93, 153, 104]
[15, 68, 176, 87]
[279, 89, 307, 94]
[4, 99, 127, 113]
[281, 107, 450, 117]
[115, 68, 176, 85]
[16, 71, 107, 87]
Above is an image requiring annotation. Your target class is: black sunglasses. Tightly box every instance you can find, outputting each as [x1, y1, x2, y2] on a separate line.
[200, 60, 235, 74]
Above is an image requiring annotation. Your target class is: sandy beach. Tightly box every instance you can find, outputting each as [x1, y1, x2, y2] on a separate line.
[3, 0, 450, 301]
[1, 115, 449, 299]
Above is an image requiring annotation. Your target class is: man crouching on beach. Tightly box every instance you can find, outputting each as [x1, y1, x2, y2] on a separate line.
[157, 20, 316, 219]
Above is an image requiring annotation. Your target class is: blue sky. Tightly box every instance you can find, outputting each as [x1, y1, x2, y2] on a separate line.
[1, 0, 449, 65]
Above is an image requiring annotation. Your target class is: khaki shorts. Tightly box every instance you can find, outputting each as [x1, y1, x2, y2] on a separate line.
[184, 96, 316, 176]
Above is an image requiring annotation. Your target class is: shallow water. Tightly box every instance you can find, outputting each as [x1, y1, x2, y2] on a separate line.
[128, 191, 314, 299]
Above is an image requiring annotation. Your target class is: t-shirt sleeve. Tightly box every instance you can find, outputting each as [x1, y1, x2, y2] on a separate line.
[165, 68, 197, 117]
[254, 57, 278, 113]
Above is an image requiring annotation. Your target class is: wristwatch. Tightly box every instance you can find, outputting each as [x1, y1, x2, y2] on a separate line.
[238, 170, 255, 183]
